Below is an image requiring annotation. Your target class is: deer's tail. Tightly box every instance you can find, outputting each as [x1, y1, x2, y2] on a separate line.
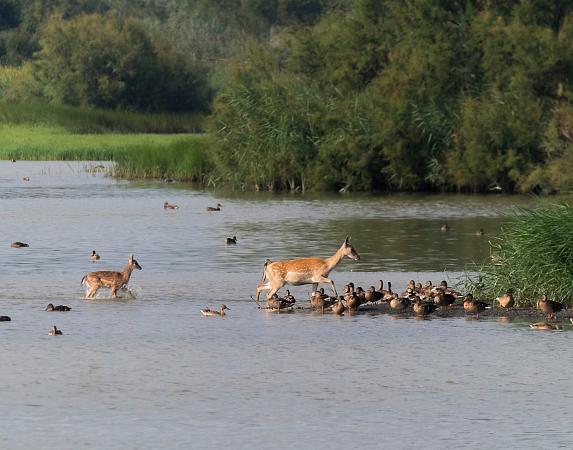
[260, 258, 272, 283]
[81, 275, 87, 286]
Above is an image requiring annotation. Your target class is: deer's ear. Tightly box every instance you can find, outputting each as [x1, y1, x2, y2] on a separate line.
[129, 254, 134, 261]
[344, 236, 351, 246]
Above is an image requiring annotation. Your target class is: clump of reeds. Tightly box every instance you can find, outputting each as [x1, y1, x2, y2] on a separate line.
[112, 136, 210, 182]
[467, 204, 573, 307]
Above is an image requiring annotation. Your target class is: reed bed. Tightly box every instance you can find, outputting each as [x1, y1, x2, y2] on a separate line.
[113, 136, 210, 182]
[468, 204, 573, 307]
[0, 102, 204, 133]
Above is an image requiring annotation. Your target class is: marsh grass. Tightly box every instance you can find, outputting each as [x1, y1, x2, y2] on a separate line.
[113, 136, 210, 181]
[466, 204, 573, 307]
[0, 102, 204, 133]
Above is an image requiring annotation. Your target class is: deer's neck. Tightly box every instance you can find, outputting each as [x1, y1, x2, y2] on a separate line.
[323, 245, 345, 273]
[122, 264, 133, 284]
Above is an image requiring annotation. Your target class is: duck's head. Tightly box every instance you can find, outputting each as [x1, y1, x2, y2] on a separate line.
[220, 304, 229, 311]
[45, 303, 54, 311]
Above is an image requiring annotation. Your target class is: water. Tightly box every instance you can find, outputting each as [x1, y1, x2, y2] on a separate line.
[1, 161, 571, 449]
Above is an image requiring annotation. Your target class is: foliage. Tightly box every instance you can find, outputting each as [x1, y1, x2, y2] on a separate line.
[467, 205, 573, 307]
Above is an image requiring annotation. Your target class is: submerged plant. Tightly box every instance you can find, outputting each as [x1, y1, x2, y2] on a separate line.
[466, 204, 573, 307]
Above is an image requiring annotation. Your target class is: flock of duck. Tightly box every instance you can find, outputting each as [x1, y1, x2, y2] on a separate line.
[255, 280, 571, 331]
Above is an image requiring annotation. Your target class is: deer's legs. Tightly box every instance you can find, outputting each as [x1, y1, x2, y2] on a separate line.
[266, 281, 285, 300]
[312, 276, 337, 297]
[256, 281, 270, 302]
[85, 283, 100, 299]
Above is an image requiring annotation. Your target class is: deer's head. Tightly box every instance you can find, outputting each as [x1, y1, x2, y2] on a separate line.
[129, 254, 143, 270]
[342, 236, 360, 260]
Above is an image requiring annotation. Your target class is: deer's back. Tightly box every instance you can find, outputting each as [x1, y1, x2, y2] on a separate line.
[87, 270, 123, 284]
[268, 257, 328, 279]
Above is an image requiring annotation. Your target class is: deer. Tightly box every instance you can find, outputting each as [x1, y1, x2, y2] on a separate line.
[255, 236, 360, 301]
[81, 254, 142, 299]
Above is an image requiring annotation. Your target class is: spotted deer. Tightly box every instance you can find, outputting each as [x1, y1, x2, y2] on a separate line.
[81, 254, 142, 299]
[256, 236, 360, 301]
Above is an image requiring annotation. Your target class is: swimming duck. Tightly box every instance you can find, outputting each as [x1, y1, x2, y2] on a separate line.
[90, 250, 100, 261]
[45, 303, 72, 312]
[537, 294, 564, 320]
[390, 293, 410, 312]
[226, 236, 237, 245]
[206, 203, 222, 211]
[529, 322, 562, 331]
[496, 289, 515, 308]
[10, 241, 29, 248]
[463, 293, 489, 318]
[0, 316, 11, 321]
[441, 224, 450, 232]
[164, 201, 179, 210]
[48, 326, 63, 335]
[332, 298, 346, 315]
[201, 304, 229, 317]
[476, 228, 484, 237]
[22, 176, 30, 182]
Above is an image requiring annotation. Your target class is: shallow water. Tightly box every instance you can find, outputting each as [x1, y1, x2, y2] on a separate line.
[0, 161, 571, 449]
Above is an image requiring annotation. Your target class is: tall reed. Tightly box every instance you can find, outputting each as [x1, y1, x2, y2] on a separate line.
[467, 204, 573, 307]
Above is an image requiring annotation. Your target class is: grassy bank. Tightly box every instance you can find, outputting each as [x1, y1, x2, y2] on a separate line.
[0, 102, 204, 133]
[0, 124, 209, 181]
[468, 205, 573, 307]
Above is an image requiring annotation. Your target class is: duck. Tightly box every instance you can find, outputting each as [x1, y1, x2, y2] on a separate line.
[206, 203, 222, 211]
[45, 303, 72, 312]
[476, 228, 484, 237]
[226, 236, 237, 245]
[283, 290, 296, 305]
[496, 288, 515, 308]
[382, 281, 394, 302]
[441, 223, 450, 232]
[463, 293, 489, 318]
[332, 298, 346, 315]
[311, 289, 335, 312]
[344, 285, 361, 312]
[22, 176, 30, 182]
[537, 294, 564, 320]
[412, 298, 437, 316]
[0, 316, 11, 321]
[163, 201, 179, 210]
[433, 288, 456, 308]
[364, 286, 383, 304]
[48, 326, 63, 335]
[529, 322, 562, 331]
[390, 293, 410, 312]
[266, 294, 294, 311]
[355, 286, 366, 304]
[201, 304, 229, 317]
[90, 250, 100, 261]
[10, 241, 29, 248]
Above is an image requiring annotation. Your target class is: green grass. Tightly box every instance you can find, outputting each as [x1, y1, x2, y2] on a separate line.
[0, 124, 209, 181]
[0, 102, 204, 133]
[466, 204, 573, 307]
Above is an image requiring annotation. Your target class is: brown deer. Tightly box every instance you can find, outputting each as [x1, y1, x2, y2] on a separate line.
[256, 236, 360, 301]
[81, 254, 142, 299]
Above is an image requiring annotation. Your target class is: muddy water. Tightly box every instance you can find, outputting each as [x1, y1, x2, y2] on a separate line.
[0, 162, 571, 449]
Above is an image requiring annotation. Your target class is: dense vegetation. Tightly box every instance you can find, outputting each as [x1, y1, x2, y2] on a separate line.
[2, 0, 573, 192]
[467, 204, 573, 307]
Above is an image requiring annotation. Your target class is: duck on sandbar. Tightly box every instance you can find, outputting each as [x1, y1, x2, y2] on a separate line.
[463, 293, 489, 318]
[537, 294, 564, 320]
[496, 288, 515, 308]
